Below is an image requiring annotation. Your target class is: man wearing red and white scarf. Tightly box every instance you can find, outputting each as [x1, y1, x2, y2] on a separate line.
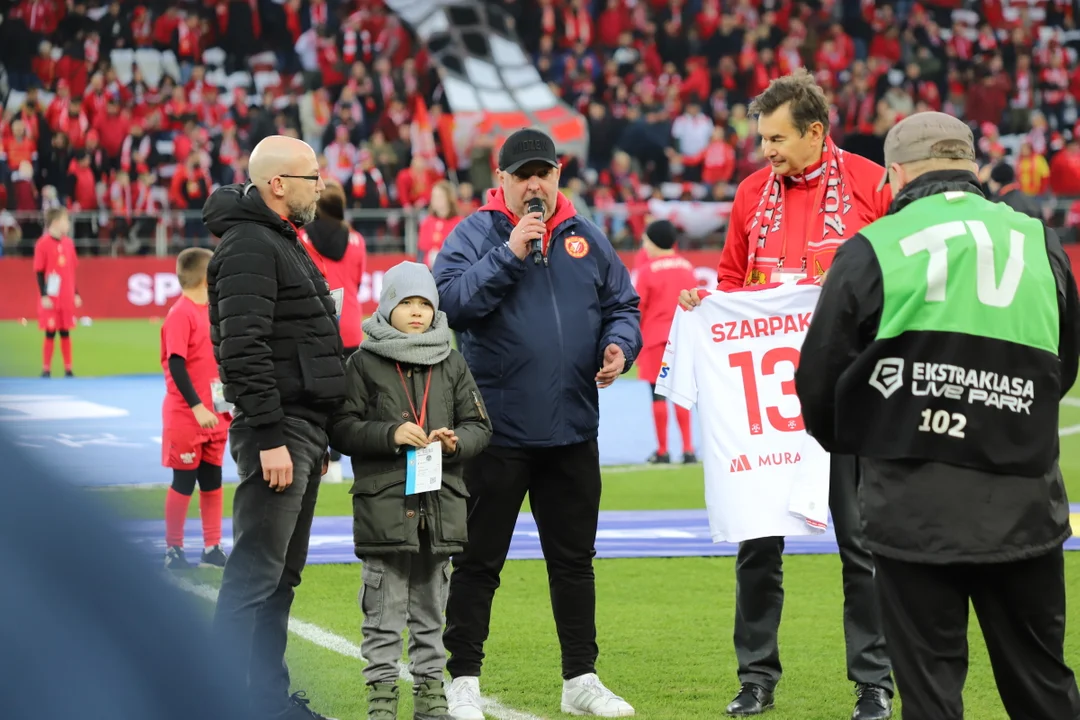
[678, 69, 894, 720]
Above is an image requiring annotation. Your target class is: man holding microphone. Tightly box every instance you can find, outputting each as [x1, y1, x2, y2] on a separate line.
[678, 70, 894, 719]
[433, 128, 642, 719]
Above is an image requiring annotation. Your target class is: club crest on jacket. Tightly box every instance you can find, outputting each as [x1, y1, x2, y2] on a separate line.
[565, 236, 589, 258]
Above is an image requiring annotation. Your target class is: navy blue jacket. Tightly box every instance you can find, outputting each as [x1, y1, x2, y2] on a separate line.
[432, 190, 642, 448]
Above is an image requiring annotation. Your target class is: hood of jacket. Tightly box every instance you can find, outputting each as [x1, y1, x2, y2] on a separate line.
[203, 183, 297, 239]
[888, 169, 985, 215]
[304, 217, 349, 261]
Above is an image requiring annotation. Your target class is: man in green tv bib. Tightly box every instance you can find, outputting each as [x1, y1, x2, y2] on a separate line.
[795, 111, 1080, 720]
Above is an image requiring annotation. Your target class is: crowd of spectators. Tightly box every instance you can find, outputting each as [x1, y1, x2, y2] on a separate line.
[1, 0, 1079, 255]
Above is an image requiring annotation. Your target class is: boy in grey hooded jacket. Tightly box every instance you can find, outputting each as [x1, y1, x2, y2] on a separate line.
[329, 262, 492, 720]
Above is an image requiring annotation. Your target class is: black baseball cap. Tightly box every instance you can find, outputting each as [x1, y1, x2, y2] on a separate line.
[498, 128, 560, 174]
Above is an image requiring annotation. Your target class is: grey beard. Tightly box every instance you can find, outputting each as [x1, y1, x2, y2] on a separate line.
[289, 203, 317, 226]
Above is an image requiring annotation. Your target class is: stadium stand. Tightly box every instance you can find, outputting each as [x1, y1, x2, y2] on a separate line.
[0, 0, 1078, 257]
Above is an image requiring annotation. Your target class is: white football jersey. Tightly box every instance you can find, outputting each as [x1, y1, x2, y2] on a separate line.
[655, 282, 831, 543]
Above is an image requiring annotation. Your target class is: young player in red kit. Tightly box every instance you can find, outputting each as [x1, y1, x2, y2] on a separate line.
[635, 220, 698, 464]
[160, 248, 231, 571]
[33, 208, 81, 377]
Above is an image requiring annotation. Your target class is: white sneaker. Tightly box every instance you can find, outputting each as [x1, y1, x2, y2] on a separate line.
[561, 673, 635, 717]
[446, 676, 485, 720]
[323, 460, 345, 483]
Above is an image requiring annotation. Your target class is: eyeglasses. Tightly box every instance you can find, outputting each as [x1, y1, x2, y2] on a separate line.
[270, 174, 321, 184]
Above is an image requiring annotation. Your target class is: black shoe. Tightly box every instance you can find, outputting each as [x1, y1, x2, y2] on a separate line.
[199, 544, 228, 568]
[647, 452, 671, 464]
[683, 452, 698, 464]
[164, 546, 191, 571]
[41, 370, 51, 378]
[279, 691, 338, 720]
[64, 370, 74, 377]
[852, 684, 892, 720]
[726, 683, 774, 716]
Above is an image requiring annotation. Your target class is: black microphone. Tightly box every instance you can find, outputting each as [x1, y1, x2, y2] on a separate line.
[527, 197, 546, 265]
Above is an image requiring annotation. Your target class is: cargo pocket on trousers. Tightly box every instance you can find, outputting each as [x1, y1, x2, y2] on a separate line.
[359, 564, 383, 629]
[439, 562, 452, 616]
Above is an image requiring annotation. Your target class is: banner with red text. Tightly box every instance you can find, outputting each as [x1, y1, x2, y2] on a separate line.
[0, 251, 725, 320]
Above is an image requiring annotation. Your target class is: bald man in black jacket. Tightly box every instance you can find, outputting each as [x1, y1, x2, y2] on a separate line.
[203, 135, 345, 720]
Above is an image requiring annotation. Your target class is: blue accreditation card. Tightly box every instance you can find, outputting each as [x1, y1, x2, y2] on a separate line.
[405, 441, 443, 495]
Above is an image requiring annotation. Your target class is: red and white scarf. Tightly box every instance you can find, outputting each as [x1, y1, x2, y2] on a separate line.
[352, 168, 389, 207]
[747, 137, 850, 277]
[120, 133, 150, 172]
[134, 181, 156, 214]
[111, 179, 133, 219]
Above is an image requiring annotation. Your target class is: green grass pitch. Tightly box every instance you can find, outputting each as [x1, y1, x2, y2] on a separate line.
[4, 319, 1080, 719]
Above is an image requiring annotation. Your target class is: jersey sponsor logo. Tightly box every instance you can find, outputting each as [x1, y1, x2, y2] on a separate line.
[728, 451, 803, 473]
[565, 236, 589, 259]
[712, 312, 811, 343]
[869, 358, 905, 398]
[658, 361, 670, 380]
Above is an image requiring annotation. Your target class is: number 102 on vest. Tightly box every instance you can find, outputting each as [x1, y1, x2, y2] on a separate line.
[918, 408, 967, 438]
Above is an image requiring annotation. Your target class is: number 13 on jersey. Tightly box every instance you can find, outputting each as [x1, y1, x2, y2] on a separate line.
[729, 346, 804, 435]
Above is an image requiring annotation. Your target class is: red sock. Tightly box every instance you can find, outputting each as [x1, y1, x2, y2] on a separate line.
[676, 406, 694, 454]
[42, 336, 55, 372]
[60, 335, 72, 371]
[652, 399, 669, 455]
[199, 487, 223, 548]
[165, 488, 193, 548]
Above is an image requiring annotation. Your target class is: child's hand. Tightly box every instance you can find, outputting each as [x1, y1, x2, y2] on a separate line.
[192, 403, 220, 429]
[394, 422, 429, 448]
[429, 427, 458, 454]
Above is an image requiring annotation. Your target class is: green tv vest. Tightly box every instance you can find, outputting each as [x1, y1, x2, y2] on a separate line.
[835, 191, 1062, 476]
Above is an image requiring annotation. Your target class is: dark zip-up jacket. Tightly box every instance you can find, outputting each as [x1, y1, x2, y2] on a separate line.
[996, 185, 1043, 220]
[204, 184, 346, 450]
[328, 347, 492, 556]
[796, 170, 1080, 564]
[432, 188, 642, 448]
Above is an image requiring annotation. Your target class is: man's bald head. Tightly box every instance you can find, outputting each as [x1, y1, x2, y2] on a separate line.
[248, 135, 324, 226]
[248, 135, 317, 187]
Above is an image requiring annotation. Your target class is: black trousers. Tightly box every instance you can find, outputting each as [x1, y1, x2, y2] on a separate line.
[444, 440, 602, 681]
[212, 416, 327, 716]
[733, 453, 893, 692]
[875, 548, 1080, 720]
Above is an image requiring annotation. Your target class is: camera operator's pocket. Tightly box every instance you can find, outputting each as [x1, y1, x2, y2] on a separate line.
[351, 473, 408, 545]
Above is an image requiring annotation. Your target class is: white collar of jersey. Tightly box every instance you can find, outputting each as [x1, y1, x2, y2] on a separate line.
[787, 163, 825, 185]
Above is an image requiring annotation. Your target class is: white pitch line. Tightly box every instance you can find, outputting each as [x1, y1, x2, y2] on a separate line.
[170, 578, 546, 720]
[1062, 397, 1080, 408]
[1061, 425, 1080, 436]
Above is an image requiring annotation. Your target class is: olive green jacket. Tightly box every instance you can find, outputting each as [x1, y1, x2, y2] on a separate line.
[328, 347, 492, 556]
